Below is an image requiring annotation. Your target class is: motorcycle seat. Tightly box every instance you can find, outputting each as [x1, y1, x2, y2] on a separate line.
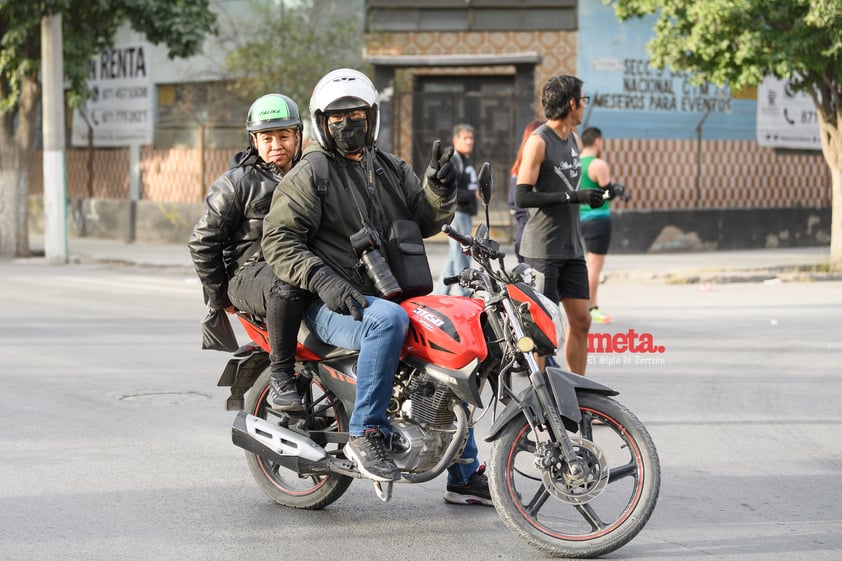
[236, 311, 357, 361]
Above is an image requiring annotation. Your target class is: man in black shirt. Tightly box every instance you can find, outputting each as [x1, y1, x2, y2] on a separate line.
[434, 123, 478, 296]
[515, 75, 604, 375]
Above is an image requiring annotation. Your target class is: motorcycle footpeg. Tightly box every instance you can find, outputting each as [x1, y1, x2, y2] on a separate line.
[373, 480, 393, 502]
[264, 408, 294, 426]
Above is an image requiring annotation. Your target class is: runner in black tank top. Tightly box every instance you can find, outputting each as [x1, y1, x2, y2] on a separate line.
[519, 124, 584, 260]
[513, 74, 604, 376]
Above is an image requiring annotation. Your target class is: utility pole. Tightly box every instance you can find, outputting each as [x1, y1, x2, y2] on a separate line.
[41, 13, 68, 264]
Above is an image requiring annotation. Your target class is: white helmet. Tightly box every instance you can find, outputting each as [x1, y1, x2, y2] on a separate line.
[309, 68, 380, 150]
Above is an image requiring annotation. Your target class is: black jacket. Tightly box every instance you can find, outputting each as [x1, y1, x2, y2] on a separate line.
[188, 148, 283, 310]
[262, 145, 455, 295]
[452, 150, 478, 216]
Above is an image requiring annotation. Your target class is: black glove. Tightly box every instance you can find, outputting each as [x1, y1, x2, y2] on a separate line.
[425, 140, 456, 197]
[307, 267, 367, 321]
[569, 189, 605, 208]
[606, 182, 629, 202]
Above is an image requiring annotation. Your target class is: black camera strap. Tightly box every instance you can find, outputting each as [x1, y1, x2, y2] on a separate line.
[306, 148, 401, 223]
[346, 148, 393, 235]
[364, 148, 393, 231]
[346, 165, 372, 230]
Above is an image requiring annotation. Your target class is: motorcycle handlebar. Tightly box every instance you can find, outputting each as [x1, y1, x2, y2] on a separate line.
[441, 223, 507, 263]
[441, 223, 472, 246]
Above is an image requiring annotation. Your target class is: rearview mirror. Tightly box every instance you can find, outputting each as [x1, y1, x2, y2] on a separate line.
[477, 162, 492, 206]
[474, 223, 489, 240]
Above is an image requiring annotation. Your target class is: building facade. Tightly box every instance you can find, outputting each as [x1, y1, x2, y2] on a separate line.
[29, 1, 831, 251]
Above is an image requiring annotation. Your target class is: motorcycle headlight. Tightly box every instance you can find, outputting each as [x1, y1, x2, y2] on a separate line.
[507, 282, 565, 356]
[533, 290, 566, 351]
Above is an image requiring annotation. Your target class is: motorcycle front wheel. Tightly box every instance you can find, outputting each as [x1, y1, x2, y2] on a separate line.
[243, 368, 353, 509]
[488, 393, 660, 558]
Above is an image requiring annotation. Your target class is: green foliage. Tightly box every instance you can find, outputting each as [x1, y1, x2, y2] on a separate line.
[0, 0, 218, 114]
[609, 0, 842, 271]
[0, 2, 40, 113]
[606, 0, 842, 95]
[222, 0, 364, 114]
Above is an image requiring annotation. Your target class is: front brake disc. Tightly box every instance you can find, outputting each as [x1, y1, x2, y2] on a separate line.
[541, 437, 609, 505]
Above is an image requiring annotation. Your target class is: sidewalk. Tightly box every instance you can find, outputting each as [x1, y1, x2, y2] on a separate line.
[27, 234, 837, 283]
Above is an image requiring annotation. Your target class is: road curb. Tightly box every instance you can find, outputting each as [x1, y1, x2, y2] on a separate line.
[610, 266, 841, 284]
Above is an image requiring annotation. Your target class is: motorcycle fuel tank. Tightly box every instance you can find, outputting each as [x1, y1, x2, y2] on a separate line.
[400, 295, 488, 370]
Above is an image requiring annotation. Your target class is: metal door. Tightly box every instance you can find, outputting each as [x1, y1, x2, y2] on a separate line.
[410, 75, 516, 215]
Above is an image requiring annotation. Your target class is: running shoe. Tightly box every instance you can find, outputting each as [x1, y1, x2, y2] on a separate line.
[590, 307, 612, 324]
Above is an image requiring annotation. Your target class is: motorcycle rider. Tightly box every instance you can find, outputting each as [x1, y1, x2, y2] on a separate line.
[262, 69, 492, 504]
[189, 93, 310, 411]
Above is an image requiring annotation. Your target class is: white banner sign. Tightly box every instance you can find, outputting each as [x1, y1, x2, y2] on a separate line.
[756, 76, 821, 150]
[71, 42, 154, 147]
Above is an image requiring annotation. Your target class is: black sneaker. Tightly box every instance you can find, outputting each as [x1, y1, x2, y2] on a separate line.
[444, 464, 493, 506]
[344, 429, 401, 482]
[266, 375, 303, 411]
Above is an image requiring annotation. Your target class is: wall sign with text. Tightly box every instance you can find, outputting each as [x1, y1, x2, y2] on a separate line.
[578, 2, 755, 141]
[71, 42, 154, 147]
[589, 57, 732, 115]
[756, 76, 821, 151]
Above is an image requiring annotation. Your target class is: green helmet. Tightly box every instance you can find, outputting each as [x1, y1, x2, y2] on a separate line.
[246, 93, 302, 133]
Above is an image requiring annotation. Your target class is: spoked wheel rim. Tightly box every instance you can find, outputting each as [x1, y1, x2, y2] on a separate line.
[251, 379, 345, 496]
[504, 407, 647, 540]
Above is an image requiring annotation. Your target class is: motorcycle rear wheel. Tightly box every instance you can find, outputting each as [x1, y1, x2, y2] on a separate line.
[488, 393, 660, 558]
[244, 368, 353, 509]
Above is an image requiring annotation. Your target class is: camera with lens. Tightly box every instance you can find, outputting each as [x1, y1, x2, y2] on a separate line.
[350, 227, 402, 299]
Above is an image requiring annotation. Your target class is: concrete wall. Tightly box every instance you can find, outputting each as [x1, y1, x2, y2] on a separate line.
[29, 197, 204, 245]
[610, 207, 831, 253]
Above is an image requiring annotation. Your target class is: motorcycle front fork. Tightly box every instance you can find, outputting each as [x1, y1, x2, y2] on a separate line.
[525, 368, 584, 471]
[495, 298, 583, 471]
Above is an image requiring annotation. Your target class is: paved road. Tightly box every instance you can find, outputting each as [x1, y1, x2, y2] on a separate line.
[2, 258, 841, 561]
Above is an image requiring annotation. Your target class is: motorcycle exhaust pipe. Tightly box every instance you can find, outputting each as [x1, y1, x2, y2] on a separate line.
[232, 410, 330, 466]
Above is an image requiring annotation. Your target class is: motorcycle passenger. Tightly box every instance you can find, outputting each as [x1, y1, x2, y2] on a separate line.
[262, 69, 493, 504]
[189, 93, 311, 411]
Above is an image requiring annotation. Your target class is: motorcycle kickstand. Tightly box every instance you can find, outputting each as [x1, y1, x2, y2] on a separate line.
[373, 480, 393, 502]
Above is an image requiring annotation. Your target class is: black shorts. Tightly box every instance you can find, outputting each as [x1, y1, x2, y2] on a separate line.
[525, 257, 589, 302]
[581, 217, 612, 255]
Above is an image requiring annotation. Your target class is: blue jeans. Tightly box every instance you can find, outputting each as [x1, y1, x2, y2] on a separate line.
[304, 296, 409, 437]
[434, 211, 472, 296]
[447, 423, 479, 487]
[306, 295, 480, 482]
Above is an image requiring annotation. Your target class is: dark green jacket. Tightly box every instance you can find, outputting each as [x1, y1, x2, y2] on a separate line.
[262, 144, 455, 295]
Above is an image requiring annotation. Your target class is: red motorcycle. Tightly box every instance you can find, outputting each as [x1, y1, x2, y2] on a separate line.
[218, 163, 660, 558]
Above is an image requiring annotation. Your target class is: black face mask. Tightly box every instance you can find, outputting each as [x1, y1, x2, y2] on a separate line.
[328, 117, 367, 155]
